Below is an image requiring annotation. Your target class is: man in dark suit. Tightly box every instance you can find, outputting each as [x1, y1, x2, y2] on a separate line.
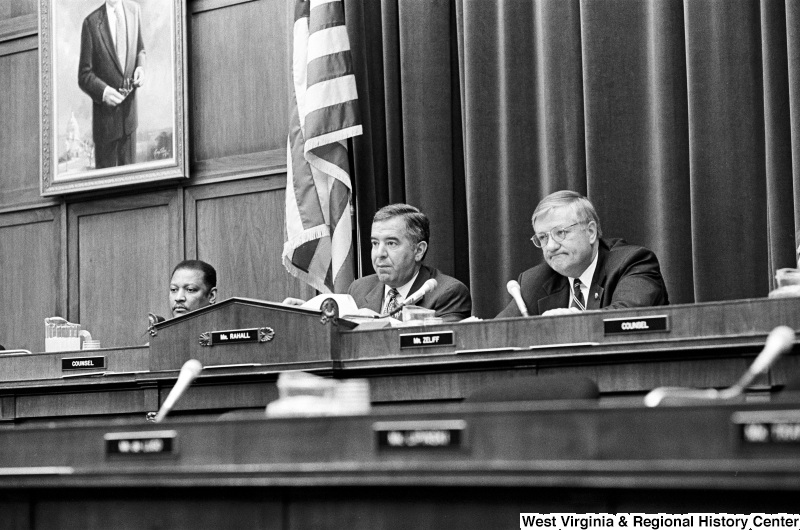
[78, 0, 146, 169]
[497, 190, 668, 318]
[347, 204, 471, 321]
[283, 204, 472, 322]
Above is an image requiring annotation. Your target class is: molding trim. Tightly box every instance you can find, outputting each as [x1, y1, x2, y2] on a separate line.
[189, 148, 287, 185]
[0, 14, 37, 45]
[0, 34, 36, 58]
[191, 0, 258, 15]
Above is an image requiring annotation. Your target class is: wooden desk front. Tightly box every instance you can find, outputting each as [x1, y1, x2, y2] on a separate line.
[1, 297, 799, 423]
[1, 402, 800, 528]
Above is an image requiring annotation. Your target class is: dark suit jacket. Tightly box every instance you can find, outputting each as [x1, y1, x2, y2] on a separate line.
[497, 238, 669, 317]
[78, 1, 146, 145]
[348, 264, 472, 322]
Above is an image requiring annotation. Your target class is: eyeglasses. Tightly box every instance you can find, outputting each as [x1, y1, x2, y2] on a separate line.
[530, 222, 583, 248]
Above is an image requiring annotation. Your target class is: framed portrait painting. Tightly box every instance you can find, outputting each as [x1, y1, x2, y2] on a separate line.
[39, 0, 188, 195]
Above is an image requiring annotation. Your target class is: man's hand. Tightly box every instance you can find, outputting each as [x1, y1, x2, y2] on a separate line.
[133, 66, 145, 87]
[282, 297, 306, 306]
[541, 307, 581, 317]
[102, 87, 125, 106]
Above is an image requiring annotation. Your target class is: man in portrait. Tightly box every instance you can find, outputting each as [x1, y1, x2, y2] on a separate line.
[78, 0, 146, 169]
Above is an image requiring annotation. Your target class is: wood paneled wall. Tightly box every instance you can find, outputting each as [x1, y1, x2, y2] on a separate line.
[0, 0, 314, 353]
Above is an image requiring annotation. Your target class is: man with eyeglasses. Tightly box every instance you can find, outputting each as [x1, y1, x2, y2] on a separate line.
[497, 190, 668, 317]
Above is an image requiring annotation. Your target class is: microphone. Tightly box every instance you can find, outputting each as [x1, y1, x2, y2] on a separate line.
[644, 325, 796, 407]
[506, 280, 529, 317]
[154, 359, 203, 422]
[383, 279, 438, 318]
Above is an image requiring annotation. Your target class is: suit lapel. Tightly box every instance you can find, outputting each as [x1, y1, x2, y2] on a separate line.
[123, 1, 136, 76]
[364, 281, 385, 313]
[407, 265, 432, 303]
[587, 241, 609, 310]
[537, 274, 569, 314]
[98, 8, 124, 75]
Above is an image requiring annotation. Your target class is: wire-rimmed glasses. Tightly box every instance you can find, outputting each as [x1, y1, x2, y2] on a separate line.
[530, 222, 583, 248]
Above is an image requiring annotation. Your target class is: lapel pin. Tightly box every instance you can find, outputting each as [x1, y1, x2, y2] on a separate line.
[594, 293, 599, 299]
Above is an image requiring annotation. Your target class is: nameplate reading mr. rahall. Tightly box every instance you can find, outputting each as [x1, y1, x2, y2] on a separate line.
[104, 430, 177, 457]
[374, 420, 466, 451]
[399, 331, 454, 349]
[61, 356, 106, 371]
[211, 328, 259, 345]
[603, 315, 669, 335]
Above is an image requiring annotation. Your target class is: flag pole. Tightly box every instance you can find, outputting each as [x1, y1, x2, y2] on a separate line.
[349, 138, 363, 280]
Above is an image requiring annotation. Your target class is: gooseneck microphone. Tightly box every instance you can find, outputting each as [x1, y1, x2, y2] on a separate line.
[506, 280, 529, 317]
[154, 359, 203, 422]
[644, 325, 796, 407]
[383, 279, 438, 318]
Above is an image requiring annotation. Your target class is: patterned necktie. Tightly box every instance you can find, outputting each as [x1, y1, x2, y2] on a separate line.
[570, 279, 586, 311]
[385, 288, 400, 319]
[115, 4, 127, 71]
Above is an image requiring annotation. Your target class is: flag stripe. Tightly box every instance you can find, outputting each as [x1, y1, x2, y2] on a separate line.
[304, 75, 358, 115]
[284, 0, 361, 294]
[304, 104, 362, 144]
[310, 0, 338, 9]
[306, 142, 351, 187]
[308, 1, 343, 32]
[307, 51, 353, 86]
[307, 25, 351, 63]
[288, 111, 326, 229]
[294, 0, 309, 22]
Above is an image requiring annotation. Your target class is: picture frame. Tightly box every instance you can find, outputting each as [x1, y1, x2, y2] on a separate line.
[39, 0, 188, 196]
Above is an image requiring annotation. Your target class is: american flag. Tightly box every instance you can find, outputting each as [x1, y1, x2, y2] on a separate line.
[283, 0, 362, 293]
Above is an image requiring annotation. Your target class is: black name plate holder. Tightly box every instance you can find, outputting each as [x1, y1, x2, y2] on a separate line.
[733, 410, 800, 445]
[374, 420, 466, 450]
[199, 327, 275, 346]
[603, 315, 669, 335]
[105, 430, 178, 457]
[62, 356, 106, 371]
[399, 331, 455, 349]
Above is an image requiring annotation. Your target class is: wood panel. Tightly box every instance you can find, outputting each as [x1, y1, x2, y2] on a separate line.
[0, 39, 51, 211]
[364, 368, 537, 404]
[0, 501, 29, 529]
[166, 380, 278, 413]
[287, 490, 605, 530]
[35, 496, 282, 530]
[191, 0, 258, 14]
[185, 176, 315, 303]
[0, 1, 37, 22]
[0, 207, 63, 353]
[189, 0, 290, 161]
[16, 389, 152, 419]
[68, 191, 182, 348]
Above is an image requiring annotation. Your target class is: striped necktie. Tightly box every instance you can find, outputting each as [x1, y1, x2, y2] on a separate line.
[385, 288, 400, 319]
[570, 279, 586, 311]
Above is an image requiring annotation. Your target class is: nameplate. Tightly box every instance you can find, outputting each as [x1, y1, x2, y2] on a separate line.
[61, 356, 106, 371]
[603, 315, 669, 335]
[374, 420, 466, 450]
[733, 410, 800, 445]
[399, 331, 454, 349]
[105, 430, 177, 456]
[199, 327, 274, 346]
